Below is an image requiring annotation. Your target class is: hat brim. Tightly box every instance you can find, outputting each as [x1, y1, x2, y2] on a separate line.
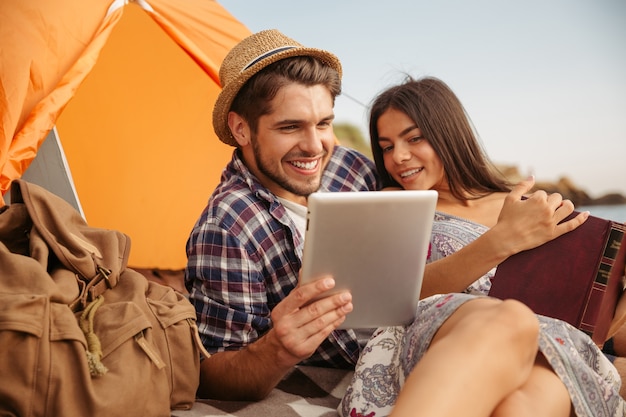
[212, 47, 342, 146]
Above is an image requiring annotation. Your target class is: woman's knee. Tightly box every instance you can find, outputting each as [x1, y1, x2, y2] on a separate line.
[450, 298, 539, 347]
[459, 299, 539, 370]
[491, 299, 539, 347]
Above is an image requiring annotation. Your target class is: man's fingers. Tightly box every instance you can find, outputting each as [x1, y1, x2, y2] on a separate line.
[274, 275, 352, 331]
[270, 285, 353, 362]
[296, 291, 352, 329]
[281, 276, 336, 313]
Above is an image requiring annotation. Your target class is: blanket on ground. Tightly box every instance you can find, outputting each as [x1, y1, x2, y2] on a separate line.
[172, 366, 353, 417]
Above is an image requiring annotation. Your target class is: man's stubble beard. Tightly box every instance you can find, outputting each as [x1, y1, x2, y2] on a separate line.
[251, 136, 324, 197]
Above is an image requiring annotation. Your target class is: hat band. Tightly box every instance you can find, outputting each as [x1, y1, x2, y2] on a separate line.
[242, 46, 298, 72]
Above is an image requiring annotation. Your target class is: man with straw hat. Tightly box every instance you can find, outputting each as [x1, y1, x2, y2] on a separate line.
[185, 29, 380, 400]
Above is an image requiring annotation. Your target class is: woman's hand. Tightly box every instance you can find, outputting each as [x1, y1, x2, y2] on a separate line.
[493, 176, 589, 256]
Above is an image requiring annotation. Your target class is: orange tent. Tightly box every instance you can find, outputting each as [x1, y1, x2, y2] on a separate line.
[0, 0, 251, 268]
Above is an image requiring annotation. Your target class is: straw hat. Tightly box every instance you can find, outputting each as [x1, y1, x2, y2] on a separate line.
[212, 29, 343, 146]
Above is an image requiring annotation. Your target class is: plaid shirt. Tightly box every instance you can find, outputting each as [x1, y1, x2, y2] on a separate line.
[185, 146, 380, 368]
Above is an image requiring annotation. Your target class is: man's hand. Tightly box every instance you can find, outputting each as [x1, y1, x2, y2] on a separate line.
[198, 275, 352, 401]
[493, 176, 589, 256]
[267, 275, 353, 367]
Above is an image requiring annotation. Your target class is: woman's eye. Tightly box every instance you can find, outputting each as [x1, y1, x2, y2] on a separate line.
[409, 136, 423, 143]
[381, 145, 393, 153]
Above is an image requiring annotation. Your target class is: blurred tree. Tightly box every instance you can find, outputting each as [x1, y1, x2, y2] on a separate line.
[333, 123, 372, 159]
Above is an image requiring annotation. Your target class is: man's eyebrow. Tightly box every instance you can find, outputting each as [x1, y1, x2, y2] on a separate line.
[273, 114, 335, 125]
[275, 119, 302, 125]
[318, 114, 335, 123]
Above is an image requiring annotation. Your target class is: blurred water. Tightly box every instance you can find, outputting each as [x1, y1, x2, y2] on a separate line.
[576, 204, 626, 223]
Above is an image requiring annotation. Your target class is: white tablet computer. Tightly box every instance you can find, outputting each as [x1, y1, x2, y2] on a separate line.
[300, 190, 438, 329]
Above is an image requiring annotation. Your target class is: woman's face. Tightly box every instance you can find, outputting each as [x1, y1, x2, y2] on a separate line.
[376, 108, 446, 191]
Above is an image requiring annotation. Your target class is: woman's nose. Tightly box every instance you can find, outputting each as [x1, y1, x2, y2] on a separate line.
[393, 144, 411, 164]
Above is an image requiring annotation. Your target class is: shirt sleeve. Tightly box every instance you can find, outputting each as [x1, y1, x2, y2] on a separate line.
[322, 146, 381, 192]
[185, 221, 271, 353]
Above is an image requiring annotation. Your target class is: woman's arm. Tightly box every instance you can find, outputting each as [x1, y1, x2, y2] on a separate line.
[421, 178, 589, 298]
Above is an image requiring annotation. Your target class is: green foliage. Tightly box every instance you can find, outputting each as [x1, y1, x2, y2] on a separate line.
[333, 123, 372, 159]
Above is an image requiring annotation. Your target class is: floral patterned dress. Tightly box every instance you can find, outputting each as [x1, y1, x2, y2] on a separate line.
[339, 212, 626, 417]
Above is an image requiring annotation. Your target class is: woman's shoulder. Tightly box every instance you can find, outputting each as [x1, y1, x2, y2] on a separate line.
[436, 192, 508, 227]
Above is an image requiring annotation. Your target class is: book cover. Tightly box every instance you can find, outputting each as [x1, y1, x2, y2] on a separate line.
[489, 212, 626, 346]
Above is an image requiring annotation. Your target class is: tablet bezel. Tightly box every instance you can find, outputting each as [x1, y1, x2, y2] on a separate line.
[300, 190, 437, 329]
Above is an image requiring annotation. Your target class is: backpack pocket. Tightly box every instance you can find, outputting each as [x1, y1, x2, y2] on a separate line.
[146, 281, 201, 410]
[0, 294, 47, 416]
[89, 299, 172, 417]
[0, 294, 87, 417]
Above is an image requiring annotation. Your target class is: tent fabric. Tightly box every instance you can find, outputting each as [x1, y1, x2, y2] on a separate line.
[0, 0, 124, 196]
[0, 0, 251, 268]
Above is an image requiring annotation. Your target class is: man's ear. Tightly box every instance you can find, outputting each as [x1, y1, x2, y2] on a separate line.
[228, 111, 250, 147]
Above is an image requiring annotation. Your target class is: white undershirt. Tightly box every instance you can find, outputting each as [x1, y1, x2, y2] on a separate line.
[277, 197, 308, 238]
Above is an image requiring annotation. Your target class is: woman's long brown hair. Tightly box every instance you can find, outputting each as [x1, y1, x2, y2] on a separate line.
[369, 76, 511, 199]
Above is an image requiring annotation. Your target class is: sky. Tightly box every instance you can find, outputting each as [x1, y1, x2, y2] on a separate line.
[219, 0, 626, 198]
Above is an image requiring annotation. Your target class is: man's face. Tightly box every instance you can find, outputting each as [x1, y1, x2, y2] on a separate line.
[240, 83, 336, 204]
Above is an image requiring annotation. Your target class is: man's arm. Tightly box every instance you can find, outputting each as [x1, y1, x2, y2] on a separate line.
[420, 177, 589, 298]
[187, 219, 352, 400]
[197, 276, 353, 400]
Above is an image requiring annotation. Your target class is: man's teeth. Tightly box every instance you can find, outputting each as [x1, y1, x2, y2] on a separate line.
[400, 168, 422, 178]
[291, 160, 318, 170]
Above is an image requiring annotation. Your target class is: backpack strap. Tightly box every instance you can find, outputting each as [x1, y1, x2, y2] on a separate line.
[70, 265, 113, 312]
[10, 179, 130, 300]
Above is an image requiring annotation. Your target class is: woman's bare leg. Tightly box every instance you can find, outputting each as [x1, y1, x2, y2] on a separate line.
[492, 353, 573, 417]
[390, 298, 540, 417]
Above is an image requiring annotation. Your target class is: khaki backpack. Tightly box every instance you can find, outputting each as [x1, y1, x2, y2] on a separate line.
[0, 179, 204, 417]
